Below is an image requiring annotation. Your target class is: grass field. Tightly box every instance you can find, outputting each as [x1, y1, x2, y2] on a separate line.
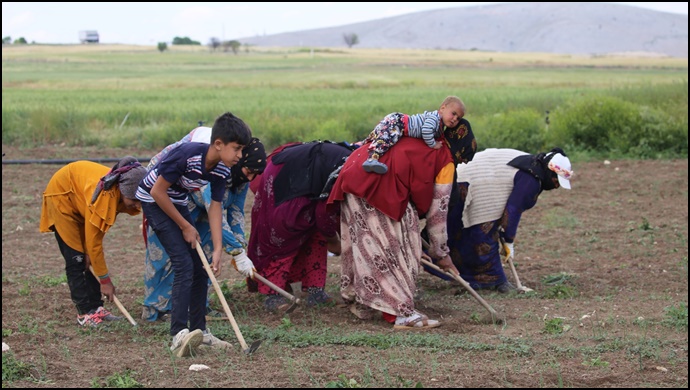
[2, 44, 687, 157]
[1, 45, 688, 388]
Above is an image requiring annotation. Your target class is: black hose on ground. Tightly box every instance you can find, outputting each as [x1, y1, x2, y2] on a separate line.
[2, 157, 152, 165]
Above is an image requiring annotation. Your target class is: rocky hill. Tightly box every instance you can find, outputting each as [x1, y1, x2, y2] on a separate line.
[237, 2, 688, 58]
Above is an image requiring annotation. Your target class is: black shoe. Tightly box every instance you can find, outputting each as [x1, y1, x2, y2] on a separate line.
[264, 294, 289, 313]
[496, 281, 516, 294]
[306, 287, 333, 306]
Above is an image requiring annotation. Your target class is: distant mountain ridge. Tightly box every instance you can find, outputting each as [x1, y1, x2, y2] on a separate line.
[237, 2, 688, 58]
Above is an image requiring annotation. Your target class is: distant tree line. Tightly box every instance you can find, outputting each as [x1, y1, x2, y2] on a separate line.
[3, 36, 28, 44]
[208, 38, 242, 54]
[172, 36, 201, 45]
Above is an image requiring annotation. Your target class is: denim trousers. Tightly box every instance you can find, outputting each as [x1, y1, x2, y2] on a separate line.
[141, 201, 208, 336]
[55, 232, 103, 315]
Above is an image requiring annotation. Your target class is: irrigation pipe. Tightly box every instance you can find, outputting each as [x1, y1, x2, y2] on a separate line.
[2, 157, 152, 165]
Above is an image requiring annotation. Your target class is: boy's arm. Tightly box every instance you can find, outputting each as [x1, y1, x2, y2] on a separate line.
[421, 116, 439, 148]
[150, 176, 199, 247]
[208, 199, 224, 276]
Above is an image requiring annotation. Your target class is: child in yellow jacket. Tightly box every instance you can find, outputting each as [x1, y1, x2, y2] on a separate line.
[40, 156, 147, 327]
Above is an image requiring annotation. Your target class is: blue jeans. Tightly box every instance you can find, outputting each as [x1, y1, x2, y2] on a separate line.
[141, 201, 208, 336]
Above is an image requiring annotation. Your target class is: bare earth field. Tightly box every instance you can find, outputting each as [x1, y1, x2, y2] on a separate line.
[2, 146, 688, 388]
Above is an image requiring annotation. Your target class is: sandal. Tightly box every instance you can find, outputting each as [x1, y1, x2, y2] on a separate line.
[393, 313, 441, 330]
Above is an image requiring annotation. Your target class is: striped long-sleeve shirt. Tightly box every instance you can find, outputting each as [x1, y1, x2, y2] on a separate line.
[407, 110, 442, 148]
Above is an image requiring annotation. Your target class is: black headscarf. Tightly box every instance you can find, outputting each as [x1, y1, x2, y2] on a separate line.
[443, 118, 478, 211]
[229, 137, 267, 192]
[271, 140, 353, 206]
[507, 147, 567, 192]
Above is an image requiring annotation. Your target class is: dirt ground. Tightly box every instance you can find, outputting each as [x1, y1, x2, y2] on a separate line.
[2, 146, 688, 388]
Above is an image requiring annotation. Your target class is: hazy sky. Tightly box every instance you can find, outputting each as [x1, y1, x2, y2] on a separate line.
[2, 2, 688, 46]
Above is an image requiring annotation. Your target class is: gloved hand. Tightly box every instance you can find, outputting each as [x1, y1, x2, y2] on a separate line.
[231, 251, 256, 279]
[503, 241, 515, 262]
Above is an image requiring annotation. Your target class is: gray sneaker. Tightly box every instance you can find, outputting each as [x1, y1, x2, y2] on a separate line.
[201, 328, 233, 350]
[362, 158, 388, 174]
[170, 328, 203, 358]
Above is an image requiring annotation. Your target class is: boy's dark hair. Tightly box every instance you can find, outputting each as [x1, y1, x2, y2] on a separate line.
[211, 112, 252, 146]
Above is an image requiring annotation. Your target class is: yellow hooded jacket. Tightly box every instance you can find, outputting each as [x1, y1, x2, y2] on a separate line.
[39, 161, 141, 280]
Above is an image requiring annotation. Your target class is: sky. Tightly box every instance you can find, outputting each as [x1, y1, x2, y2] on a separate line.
[2, 2, 688, 46]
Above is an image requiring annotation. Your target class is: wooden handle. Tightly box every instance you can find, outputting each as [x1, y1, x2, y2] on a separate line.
[196, 243, 249, 351]
[498, 235, 524, 290]
[253, 273, 301, 305]
[88, 266, 137, 326]
[419, 258, 499, 317]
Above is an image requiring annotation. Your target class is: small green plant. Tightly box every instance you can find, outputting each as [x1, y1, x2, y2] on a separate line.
[542, 317, 565, 335]
[37, 274, 67, 287]
[662, 302, 688, 330]
[18, 282, 31, 296]
[2, 352, 31, 382]
[325, 374, 361, 388]
[2, 328, 12, 337]
[469, 312, 481, 323]
[543, 284, 578, 299]
[583, 356, 610, 367]
[639, 217, 652, 231]
[542, 272, 574, 285]
[92, 370, 143, 388]
[279, 317, 294, 330]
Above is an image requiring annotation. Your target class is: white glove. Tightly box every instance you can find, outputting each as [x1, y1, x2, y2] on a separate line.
[231, 251, 256, 279]
[503, 241, 515, 262]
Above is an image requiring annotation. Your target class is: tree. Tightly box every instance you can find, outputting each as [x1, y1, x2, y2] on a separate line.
[2, 36, 11, 45]
[157, 42, 168, 53]
[172, 36, 200, 45]
[13, 37, 27, 45]
[222, 40, 241, 54]
[343, 33, 359, 48]
[208, 37, 221, 51]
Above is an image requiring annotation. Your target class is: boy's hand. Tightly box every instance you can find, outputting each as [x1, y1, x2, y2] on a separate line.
[182, 224, 200, 248]
[211, 250, 223, 277]
[432, 142, 442, 150]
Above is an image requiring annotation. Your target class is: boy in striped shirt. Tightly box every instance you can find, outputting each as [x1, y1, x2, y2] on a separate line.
[136, 112, 253, 357]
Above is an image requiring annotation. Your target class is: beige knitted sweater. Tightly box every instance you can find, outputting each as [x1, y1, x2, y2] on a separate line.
[456, 148, 528, 227]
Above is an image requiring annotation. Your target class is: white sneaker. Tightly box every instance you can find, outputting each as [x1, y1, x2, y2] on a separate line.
[201, 328, 232, 350]
[170, 328, 203, 357]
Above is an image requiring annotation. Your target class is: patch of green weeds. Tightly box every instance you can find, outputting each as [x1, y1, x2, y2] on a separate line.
[91, 369, 143, 388]
[543, 284, 578, 299]
[18, 282, 31, 296]
[639, 217, 653, 231]
[542, 272, 574, 285]
[279, 317, 294, 330]
[2, 328, 12, 337]
[583, 356, 610, 368]
[662, 302, 688, 331]
[469, 312, 481, 323]
[37, 274, 67, 287]
[2, 352, 31, 383]
[542, 317, 565, 335]
[325, 374, 361, 388]
[541, 272, 578, 299]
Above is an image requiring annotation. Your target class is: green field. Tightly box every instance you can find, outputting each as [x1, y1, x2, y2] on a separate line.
[2, 44, 687, 158]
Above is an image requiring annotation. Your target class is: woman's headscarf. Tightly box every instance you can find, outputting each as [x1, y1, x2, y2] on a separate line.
[229, 137, 266, 192]
[91, 156, 147, 203]
[507, 147, 570, 192]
